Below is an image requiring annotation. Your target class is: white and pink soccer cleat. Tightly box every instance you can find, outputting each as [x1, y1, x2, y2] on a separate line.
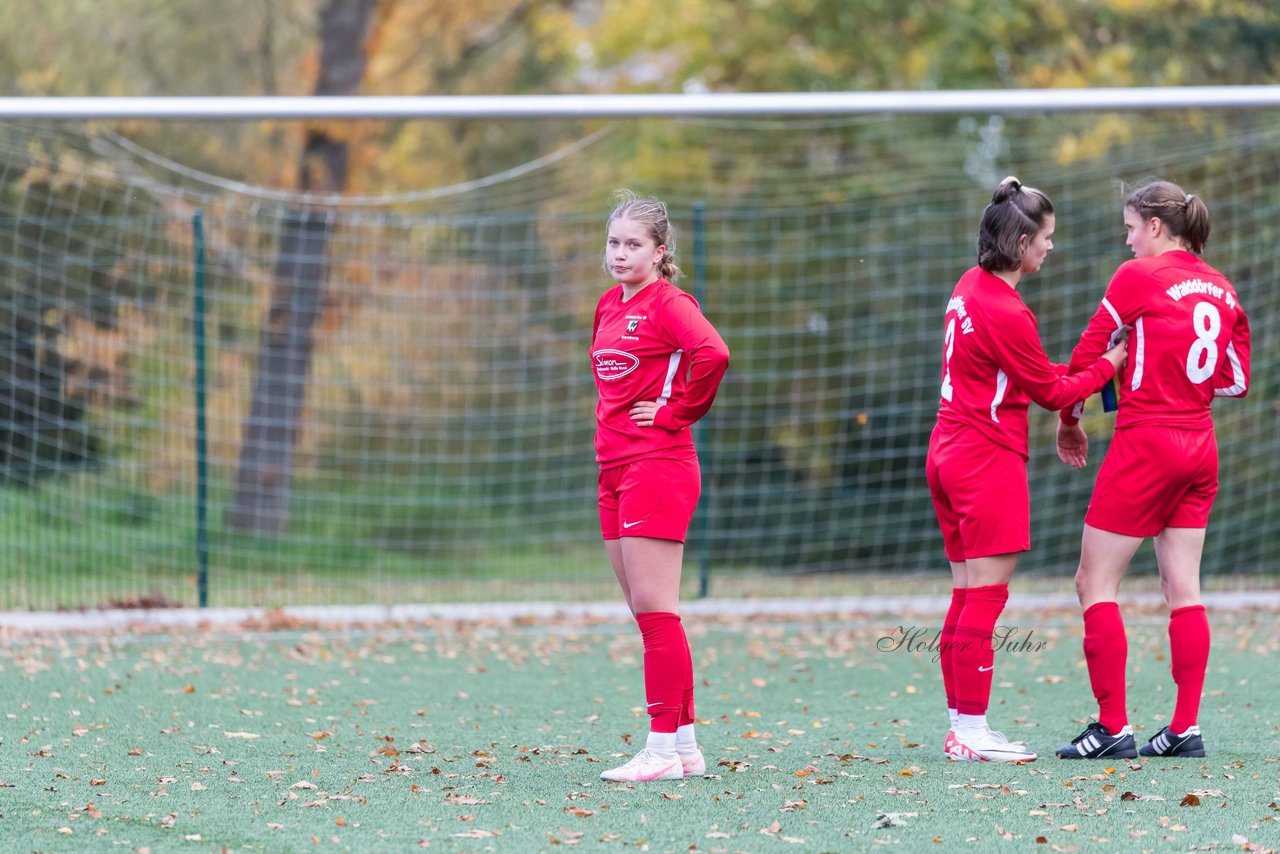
[679, 749, 706, 777]
[945, 728, 1037, 762]
[600, 748, 683, 782]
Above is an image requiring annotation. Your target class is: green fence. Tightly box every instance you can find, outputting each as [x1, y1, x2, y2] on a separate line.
[2, 114, 1277, 609]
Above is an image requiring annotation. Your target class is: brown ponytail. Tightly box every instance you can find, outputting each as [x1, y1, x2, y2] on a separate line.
[976, 176, 1055, 273]
[1125, 180, 1211, 254]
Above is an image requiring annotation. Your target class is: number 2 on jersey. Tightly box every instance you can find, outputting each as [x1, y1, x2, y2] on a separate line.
[1185, 301, 1220, 384]
[940, 317, 956, 401]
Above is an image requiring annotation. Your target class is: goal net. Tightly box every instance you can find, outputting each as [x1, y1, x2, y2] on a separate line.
[1, 105, 1276, 609]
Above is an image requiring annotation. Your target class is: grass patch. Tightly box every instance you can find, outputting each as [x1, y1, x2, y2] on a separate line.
[1, 609, 1277, 851]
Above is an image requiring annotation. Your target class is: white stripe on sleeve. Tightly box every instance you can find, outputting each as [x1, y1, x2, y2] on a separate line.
[1214, 341, 1247, 397]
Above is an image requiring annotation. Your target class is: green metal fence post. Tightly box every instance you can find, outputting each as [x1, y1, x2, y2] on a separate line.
[193, 211, 209, 608]
[692, 203, 712, 599]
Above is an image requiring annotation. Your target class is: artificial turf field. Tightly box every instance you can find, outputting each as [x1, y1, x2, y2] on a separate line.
[1, 606, 1277, 853]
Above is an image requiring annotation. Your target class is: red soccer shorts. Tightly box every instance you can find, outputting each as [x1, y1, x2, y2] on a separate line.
[598, 454, 701, 542]
[926, 426, 1030, 562]
[1086, 424, 1218, 537]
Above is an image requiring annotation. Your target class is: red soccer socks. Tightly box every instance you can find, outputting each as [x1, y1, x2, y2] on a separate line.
[1082, 601, 1129, 735]
[952, 583, 1009, 716]
[940, 587, 968, 713]
[677, 621, 696, 728]
[1167, 604, 1210, 734]
[636, 611, 689, 734]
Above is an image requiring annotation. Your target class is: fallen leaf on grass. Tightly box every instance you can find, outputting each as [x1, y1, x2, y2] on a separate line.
[1119, 791, 1164, 801]
[548, 828, 583, 845]
[874, 812, 917, 828]
[1179, 793, 1201, 807]
[223, 731, 261, 739]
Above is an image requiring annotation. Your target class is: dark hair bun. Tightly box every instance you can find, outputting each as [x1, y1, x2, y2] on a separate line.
[991, 176, 1022, 204]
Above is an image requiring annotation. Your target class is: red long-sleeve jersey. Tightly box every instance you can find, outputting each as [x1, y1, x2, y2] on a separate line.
[591, 279, 730, 468]
[934, 267, 1116, 458]
[1062, 250, 1250, 429]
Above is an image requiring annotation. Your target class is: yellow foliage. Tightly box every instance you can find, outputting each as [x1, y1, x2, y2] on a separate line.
[1053, 114, 1134, 165]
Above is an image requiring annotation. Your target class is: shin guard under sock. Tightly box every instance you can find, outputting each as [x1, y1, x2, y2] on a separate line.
[677, 623, 695, 727]
[940, 587, 968, 715]
[952, 584, 1009, 716]
[1168, 604, 1209, 734]
[1082, 601, 1128, 735]
[636, 611, 686, 733]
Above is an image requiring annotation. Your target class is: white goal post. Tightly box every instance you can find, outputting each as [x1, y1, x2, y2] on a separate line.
[3, 85, 1280, 120]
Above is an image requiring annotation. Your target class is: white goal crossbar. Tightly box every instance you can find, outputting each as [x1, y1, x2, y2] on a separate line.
[3, 86, 1280, 120]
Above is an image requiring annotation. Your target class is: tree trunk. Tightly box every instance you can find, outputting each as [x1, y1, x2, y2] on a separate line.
[227, 0, 379, 534]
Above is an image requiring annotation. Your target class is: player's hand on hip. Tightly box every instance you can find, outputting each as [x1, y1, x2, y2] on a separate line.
[1056, 420, 1088, 469]
[629, 400, 661, 428]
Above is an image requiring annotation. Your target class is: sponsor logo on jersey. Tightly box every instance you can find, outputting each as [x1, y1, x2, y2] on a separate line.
[593, 349, 640, 380]
[627, 319, 641, 333]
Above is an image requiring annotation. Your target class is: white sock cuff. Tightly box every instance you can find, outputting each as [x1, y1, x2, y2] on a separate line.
[645, 731, 678, 752]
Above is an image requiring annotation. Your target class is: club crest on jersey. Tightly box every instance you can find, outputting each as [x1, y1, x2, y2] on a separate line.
[627, 319, 641, 333]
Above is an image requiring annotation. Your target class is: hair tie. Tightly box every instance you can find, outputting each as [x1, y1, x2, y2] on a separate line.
[1185, 193, 1193, 204]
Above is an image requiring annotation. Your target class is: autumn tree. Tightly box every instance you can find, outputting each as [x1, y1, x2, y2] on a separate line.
[226, 0, 386, 533]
